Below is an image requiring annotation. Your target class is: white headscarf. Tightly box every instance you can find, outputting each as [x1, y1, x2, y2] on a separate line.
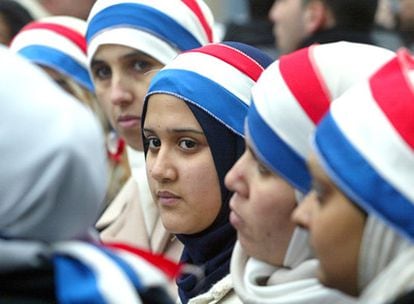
[357, 216, 414, 303]
[0, 45, 107, 269]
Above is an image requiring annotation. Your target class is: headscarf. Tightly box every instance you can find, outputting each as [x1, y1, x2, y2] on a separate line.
[142, 42, 273, 303]
[86, 0, 215, 65]
[10, 15, 94, 92]
[313, 49, 414, 303]
[0, 46, 178, 304]
[231, 41, 395, 303]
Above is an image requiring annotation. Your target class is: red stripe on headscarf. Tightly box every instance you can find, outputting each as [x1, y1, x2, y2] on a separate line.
[279, 45, 331, 124]
[193, 43, 264, 81]
[181, 0, 213, 43]
[370, 49, 414, 149]
[105, 242, 183, 280]
[21, 21, 87, 54]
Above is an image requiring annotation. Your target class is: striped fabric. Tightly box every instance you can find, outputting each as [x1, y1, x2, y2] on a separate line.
[53, 241, 181, 304]
[314, 49, 414, 242]
[145, 41, 273, 137]
[10, 16, 93, 92]
[247, 42, 395, 193]
[86, 0, 215, 65]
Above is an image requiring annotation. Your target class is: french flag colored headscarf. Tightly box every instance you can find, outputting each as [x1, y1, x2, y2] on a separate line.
[86, 0, 215, 65]
[314, 49, 414, 303]
[315, 48, 414, 244]
[248, 41, 395, 194]
[9, 16, 94, 92]
[142, 41, 273, 303]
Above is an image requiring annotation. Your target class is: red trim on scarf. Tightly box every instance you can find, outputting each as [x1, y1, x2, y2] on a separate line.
[21, 22, 87, 53]
[181, 0, 213, 43]
[279, 45, 331, 124]
[370, 49, 414, 149]
[105, 242, 183, 280]
[193, 43, 264, 81]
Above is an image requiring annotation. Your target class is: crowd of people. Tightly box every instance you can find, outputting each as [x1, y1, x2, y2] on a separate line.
[1, 0, 414, 303]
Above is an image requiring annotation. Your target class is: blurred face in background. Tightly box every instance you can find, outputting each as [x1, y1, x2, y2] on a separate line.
[269, 0, 307, 54]
[225, 136, 297, 266]
[40, 0, 96, 20]
[398, 0, 414, 31]
[90, 44, 163, 151]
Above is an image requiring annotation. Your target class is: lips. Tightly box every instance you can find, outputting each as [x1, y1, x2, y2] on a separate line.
[157, 190, 181, 206]
[117, 115, 141, 129]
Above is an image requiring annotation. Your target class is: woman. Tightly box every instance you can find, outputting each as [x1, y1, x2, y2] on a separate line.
[225, 41, 395, 303]
[9, 15, 129, 205]
[142, 42, 273, 303]
[293, 49, 414, 303]
[85, 0, 215, 262]
[0, 45, 178, 304]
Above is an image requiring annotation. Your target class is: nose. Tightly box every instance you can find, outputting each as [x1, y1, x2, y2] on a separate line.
[225, 150, 249, 198]
[148, 146, 177, 183]
[291, 190, 317, 230]
[109, 74, 133, 106]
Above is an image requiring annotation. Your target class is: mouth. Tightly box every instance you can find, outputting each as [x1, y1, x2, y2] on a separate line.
[157, 190, 181, 206]
[117, 115, 141, 129]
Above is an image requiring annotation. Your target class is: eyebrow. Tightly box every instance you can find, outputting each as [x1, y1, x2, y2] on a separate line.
[143, 127, 204, 135]
[91, 50, 153, 67]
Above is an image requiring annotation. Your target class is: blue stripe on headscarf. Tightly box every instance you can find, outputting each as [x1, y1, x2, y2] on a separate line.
[18, 45, 94, 92]
[148, 69, 249, 137]
[86, 3, 202, 51]
[54, 255, 106, 304]
[248, 100, 311, 194]
[316, 112, 414, 242]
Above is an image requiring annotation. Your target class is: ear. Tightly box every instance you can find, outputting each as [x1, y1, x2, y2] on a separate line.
[303, 0, 331, 35]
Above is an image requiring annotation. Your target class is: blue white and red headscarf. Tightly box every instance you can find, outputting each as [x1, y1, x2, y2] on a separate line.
[314, 49, 414, 303]
[143, 41, 273, 303]
[315, 49, 414, 242]
[86, 0, 215, 65]
[247, 41, 395, 194]
[9, 16, 94, 92]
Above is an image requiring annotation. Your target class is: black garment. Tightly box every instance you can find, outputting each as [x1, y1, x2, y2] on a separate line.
[224, 20, 278, 59]
[299, 27, 378, 49]
[0, 262, 56, 304]
[0, 262, 175, 304]
[388, 289, 414, 304]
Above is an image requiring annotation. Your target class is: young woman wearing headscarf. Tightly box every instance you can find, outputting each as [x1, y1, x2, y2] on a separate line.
[293, 49, 414, 304]
[225, 41, 396, 303]
[0, 46, 179, 303]
[9, 15, 130, 206]
[85, 0, 216, 266]
[142, 42, 273, 303]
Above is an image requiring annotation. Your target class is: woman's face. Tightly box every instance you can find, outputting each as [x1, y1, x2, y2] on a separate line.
[90, 44, 164, 151]
[292, 152, 366, 296]
[225, 136, 297, 266]
[143, 94, 222, 234]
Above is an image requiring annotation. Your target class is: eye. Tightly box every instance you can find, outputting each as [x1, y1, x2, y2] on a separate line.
[179, 139, 197, 150]
[132, 59, 152, 74]
[257, 162, 271, 176]
[311, 180, 326, 204]
[92, 64, 111, 81]
[145, 136, 161, 150]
